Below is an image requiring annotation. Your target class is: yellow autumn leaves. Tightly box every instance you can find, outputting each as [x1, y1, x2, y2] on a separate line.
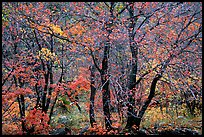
[49, 24, 65, 36]
[28, 18, 95, 50]
[36, 23, 66, 37]
[34, 22, 86, 38]
[37, 48, 58, 62]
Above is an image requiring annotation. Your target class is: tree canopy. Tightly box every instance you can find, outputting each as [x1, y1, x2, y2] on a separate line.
[2, 2, 202, 135]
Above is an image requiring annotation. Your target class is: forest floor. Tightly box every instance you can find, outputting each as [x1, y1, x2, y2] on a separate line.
[50, 98, 202, 135]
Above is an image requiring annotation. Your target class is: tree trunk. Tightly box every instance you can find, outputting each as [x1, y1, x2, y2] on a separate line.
[126, 2, 138, 129]
[14, 76, 27, 134]
[49, 43, 64, 124]
[100, 3, 115, 130]
[101, 44, 112, 129]
[42, 72, 49, 112]
[45, 35, 54, 113]
[89, 65, 96, 127]
[137, 74, 162, 128]
[125, 44, 138, 129]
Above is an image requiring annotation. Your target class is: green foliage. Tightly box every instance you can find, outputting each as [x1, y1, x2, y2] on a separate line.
[2, 2, 202, 135]
[141, 107, 202, 134]
[56, 96, 71, 113]
[51, 103, 89, 134]
[115, 3, 124, 13]
[58, 96, 71, 105]
[2, 6, 10, 26]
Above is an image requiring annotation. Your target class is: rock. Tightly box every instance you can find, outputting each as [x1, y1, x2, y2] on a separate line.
[168, 123, 173, 126]
[178, 116, 184, 118]
[158, 128, 200, 135]
[154, 123, 159, 129]
[58, 115, 68, 124]
[159, 122, 165, 126]
[50, 127, 71, 135]
[137, 128, 148, 135]
[183, 128, 199, 135]
[79, 125, 89, 135]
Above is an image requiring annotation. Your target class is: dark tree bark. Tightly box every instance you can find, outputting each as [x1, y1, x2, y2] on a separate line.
[125, 43, 138, 129]
[184, 91, 196, 116]
[89, 65, 96, 127]
[48, 42, 64, 124]
[12, 41, 28, 134]
[137, 74, 162, 127]
[101, 43, 112, 129]
[42, 72, 49, 112]
[99, 2, 115, 130]
[13, 75, 28, 134]
[126, 74, 162, 129]
[33, 29, 49, 113]
[17, 96, 27, 134]
[125, 2, 138, 129]
[34, 84, 40, 109]
[45, 35, 54, 113]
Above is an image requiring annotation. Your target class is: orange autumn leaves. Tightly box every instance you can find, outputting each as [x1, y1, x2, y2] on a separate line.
[69, 75, 90, 92]
[18, 2, 94, 50]
[25, 108, 50, 134]
[68, 67, 90, 93]
[69, 23, 86, 36]
[31, 21, 94, 45]
[49, 67, 90, 100]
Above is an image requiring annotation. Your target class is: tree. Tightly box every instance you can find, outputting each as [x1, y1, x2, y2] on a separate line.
[2, 2, 202, 135]
[121, 2, 202, 129]
[2, 2, 90, 134]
